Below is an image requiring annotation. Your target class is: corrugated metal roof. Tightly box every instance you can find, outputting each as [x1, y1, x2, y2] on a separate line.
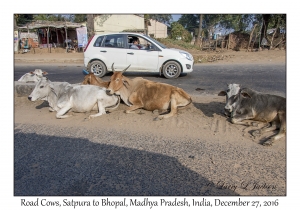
[20, 20, 85, 29]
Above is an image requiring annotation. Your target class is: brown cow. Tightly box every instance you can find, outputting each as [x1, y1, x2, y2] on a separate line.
[82, 73, 110, 88]
[106, 63, 192, 120]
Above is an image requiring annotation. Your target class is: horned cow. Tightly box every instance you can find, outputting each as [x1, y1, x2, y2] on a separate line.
[18, 69, 48, 83]
[106, 63, 192, 120]
[230, 87, 286, 146]
[28, 77, 120, 119]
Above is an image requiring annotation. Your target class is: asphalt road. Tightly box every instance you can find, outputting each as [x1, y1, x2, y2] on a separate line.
[14, 63, 286, 97]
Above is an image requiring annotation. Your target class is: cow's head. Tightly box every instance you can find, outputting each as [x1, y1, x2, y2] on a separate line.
[231, 88, 252, 117]
[106, 63, 131, 95]
[218, 83, 241, 116]
[28, 77, 52, 101]
[31, 69, 48, 78]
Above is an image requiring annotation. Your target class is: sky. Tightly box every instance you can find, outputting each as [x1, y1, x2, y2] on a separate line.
[172, 14, 181, 22]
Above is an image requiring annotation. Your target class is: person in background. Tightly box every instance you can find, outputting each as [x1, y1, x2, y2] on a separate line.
[73, 38, 78, 51]
[65, 36, 72, 47]
[19, 39, 23, 50]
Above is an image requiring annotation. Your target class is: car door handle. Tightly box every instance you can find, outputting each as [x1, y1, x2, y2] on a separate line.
[127, 52, 134, 55]
[100, 50, 107, 53]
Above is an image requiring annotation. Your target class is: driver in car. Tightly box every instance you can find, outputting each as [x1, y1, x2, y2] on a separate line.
[130, 38, 150, 50]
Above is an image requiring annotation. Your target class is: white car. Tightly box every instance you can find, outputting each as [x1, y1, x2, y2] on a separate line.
[83, 33, 194, 79]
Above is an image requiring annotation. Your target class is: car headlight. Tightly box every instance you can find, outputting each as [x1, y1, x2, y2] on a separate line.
[179, 51, 193, 61]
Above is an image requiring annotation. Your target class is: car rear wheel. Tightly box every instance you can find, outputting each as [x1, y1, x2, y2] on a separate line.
[88, 60, 107, 77]
[162, 61, 181, 79]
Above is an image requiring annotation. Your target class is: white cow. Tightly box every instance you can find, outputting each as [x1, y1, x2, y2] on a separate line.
[28, 77, 120, 119]
[18, 69, 48, 83]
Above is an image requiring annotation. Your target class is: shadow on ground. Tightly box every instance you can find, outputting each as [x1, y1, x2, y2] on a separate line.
[193, 101, 225, 118]
[14, 131, 239, 196]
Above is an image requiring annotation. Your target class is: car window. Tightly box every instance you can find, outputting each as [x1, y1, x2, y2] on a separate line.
[127, 35, 155, 51]
[145, 35, 167, 49]
[93, 36, 104, 47]
[103, 34, 125, 48]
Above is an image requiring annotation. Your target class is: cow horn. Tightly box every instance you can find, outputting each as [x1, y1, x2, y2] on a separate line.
[123, 64, 131, 72]
[111, 63, 115, 72]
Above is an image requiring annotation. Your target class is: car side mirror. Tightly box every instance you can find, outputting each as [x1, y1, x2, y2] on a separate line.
[148, 45, 155, 51]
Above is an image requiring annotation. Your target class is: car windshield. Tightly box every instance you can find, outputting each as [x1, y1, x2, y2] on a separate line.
[144, 35, 167, 49]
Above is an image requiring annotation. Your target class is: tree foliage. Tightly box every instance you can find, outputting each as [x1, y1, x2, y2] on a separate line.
[33, 14, 68, 21]
[145, 14, 173, 25]
[260, 14, 286, 48]
[170, 22, 192, 43]
[178, 14, 199, 32]
[218, 14, 258, 32]
[73, 14, 87, 23]
[15, 14, 34, 26]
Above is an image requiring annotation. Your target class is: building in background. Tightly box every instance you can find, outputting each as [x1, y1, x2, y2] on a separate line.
[148, 19, 168, 38]
[93, 15, 144, 35]
[92, 15, 167, 38]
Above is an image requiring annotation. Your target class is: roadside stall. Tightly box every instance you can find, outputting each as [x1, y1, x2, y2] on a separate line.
[18, 20, 86, 53]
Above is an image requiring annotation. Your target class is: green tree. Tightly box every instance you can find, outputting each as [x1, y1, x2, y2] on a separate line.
[33, 14, 67, 21]
[260, 14, 286, 48]
[15, 14, 34, 26]
[178, 14, 199, 32]
[218, 14, 257, 32]
[170, 22, 192, 43]
[73, 14, 87, 23]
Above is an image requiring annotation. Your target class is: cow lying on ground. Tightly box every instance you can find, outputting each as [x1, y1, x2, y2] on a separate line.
[82, 73, 110, 88]
[230, 87, 286, 146]
[28, 77, 120, 119]
[18, 69, 48, 83]
[218, 83, 241, 117]
[106, 63, 192, 120]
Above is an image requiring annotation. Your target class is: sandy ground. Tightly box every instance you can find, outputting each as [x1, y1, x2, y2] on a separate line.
[14, 49, 286, 196]
[14, 47, 286, 65]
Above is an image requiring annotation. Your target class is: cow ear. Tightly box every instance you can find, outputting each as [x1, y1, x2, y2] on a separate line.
[218, 91, 226, 96]
[241, 91, 251, 98]
[43, 71, 48, 75]
[29, 71, 34, 74]
[122, 78, 129, 87]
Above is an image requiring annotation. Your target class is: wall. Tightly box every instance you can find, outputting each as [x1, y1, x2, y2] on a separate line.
[148, 19, 167, 38]
[94, 15, 144, 35]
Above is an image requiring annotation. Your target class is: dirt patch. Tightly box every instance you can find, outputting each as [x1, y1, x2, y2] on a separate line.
[14, 47, 286, 65]
[191, 48, 286, 64]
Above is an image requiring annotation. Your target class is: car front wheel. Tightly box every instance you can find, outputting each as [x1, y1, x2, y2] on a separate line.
[88, 60, 107, 77]
[162, 61, 181, 79]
